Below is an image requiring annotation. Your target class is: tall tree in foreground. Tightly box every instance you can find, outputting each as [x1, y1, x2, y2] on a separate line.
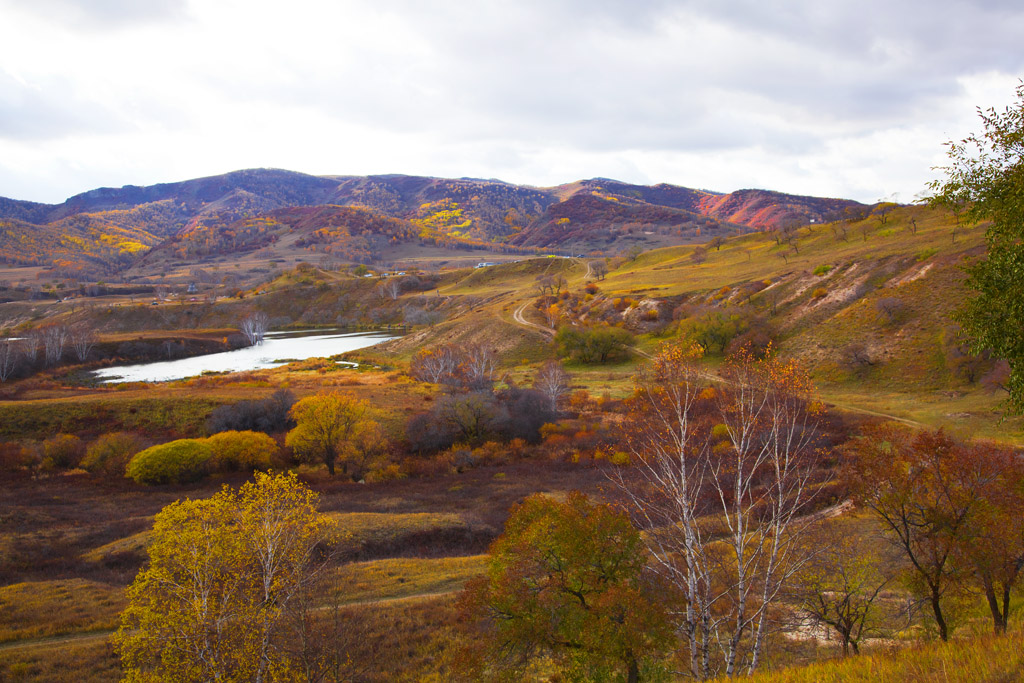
[929, 82, 1024, 410]
[458, 492, 675, 683]
[114, 472, 338, 682]
[844, 425, 1023, 639]
[616, 343, 828, 678]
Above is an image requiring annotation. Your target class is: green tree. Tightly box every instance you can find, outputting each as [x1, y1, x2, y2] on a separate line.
[286, 392, 369, 477]
[126, 439, 213, 485]
[555, 326, 634, 364]
[114, 472, 338, 682]
[929, 83, 1024, 410]
[459, 492, 675, 683]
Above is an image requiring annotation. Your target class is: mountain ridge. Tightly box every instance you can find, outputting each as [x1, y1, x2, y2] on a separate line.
[0, 169, 872, 275]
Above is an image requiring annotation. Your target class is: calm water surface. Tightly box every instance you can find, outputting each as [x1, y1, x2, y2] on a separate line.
[92, 330, 396, 383]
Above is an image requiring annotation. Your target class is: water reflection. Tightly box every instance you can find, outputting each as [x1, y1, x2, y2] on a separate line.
[92, 330, 396, 383]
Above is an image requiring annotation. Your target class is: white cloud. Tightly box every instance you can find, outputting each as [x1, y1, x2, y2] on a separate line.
[0, 0, 1021, 204]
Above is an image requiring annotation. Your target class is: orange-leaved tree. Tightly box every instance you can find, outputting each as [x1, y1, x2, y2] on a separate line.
[845, 425, 1024, 638]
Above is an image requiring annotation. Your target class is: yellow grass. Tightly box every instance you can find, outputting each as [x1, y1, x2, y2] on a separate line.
[0, 580, 124, 643]
[326, 555, 487, 604]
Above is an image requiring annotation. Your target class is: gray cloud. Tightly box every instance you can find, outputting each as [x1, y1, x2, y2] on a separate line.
[226, 0, 1023, 159]
[2, 0, 1023, 203]
[0, 71, 124, 140]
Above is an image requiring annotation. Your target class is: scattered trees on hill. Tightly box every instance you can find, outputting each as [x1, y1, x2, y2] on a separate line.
[616, 343, 830, 678]
[874, 296, 905, 325]
[459, 492, 675, 682]
[115, 472, 338, 682]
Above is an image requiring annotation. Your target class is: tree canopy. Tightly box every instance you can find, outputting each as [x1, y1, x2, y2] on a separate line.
[285, 392, 370, 477]
[929, 82, 1024, 410]
[114, 472, 338, 682]
[458, 492, 675, 683]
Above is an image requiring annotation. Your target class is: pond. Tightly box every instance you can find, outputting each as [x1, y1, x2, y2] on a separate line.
[92, 329, 397, 383]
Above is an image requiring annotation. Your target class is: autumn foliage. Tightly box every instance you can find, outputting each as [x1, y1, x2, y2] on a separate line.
[458, 492, 675, 682]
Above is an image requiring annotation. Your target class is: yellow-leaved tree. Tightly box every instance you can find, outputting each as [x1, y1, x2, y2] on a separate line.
[114, 472, 340, 682]
[285, 392, 373, 478]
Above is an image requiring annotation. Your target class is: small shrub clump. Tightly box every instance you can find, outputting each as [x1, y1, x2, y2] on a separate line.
[81, 432, 146, 476]
[41, 434, 85, 470]
[205, 430, 278, 471]
[126, 439, 213, 485]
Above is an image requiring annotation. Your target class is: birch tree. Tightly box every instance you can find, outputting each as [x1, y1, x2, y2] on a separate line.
[21, 331, 41, 366]
[532, 359, 570, 412]
[461, 345, 497, 391]
[409, 345, 460, 384]
[615, 343, 828, 678]
[41, 324, 69, 365]
[70, 323, 97, 362]
[0, 339, 18, 382]
[241, 311, 270, 346]
[114, 472, 338, 682]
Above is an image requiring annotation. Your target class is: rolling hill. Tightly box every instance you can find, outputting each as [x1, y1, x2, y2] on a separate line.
[0, 169, 871, 276]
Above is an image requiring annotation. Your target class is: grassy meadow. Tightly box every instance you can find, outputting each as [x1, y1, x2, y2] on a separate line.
[2, 204, 1024, 680]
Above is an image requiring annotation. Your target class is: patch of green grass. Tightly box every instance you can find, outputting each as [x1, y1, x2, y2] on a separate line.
[0, 397, 223, 440]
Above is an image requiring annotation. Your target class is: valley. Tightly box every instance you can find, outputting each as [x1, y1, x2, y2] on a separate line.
[1, 171, 1023, 682]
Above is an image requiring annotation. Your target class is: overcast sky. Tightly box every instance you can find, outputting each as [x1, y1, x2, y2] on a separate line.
[0, 0, 1021, 205]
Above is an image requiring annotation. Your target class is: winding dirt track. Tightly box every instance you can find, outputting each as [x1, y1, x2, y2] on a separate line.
[512, 301, 554, 337]
[504, 259, 922, 422]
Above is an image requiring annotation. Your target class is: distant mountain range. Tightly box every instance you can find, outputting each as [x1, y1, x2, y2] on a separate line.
[0, 169, 870, 276]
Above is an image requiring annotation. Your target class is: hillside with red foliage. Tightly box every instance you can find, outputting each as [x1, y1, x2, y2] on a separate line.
[0, 169, 872, 273]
